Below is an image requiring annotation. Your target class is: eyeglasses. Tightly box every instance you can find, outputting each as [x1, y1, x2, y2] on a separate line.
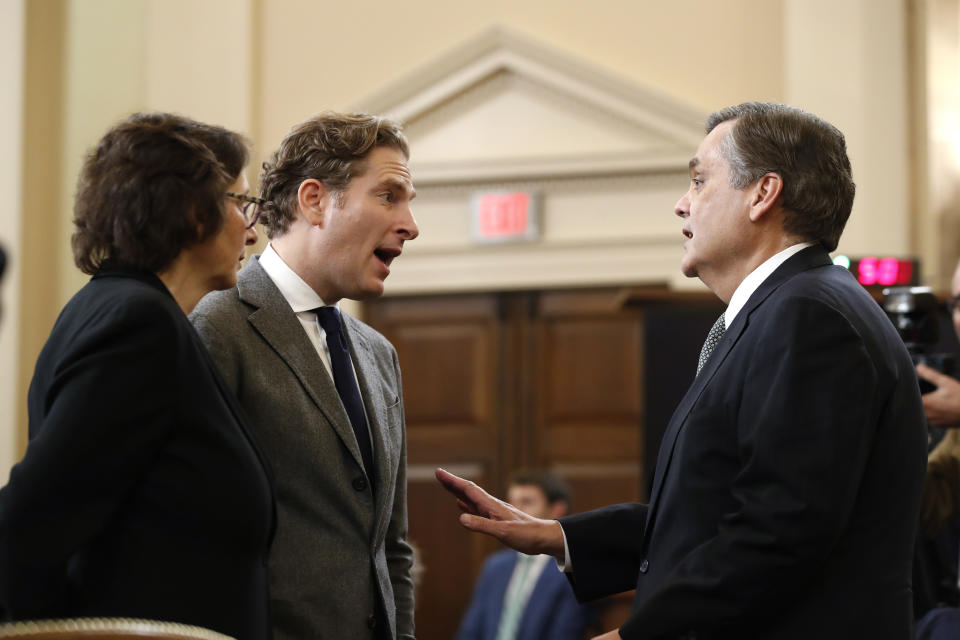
[947, 295, 960, 314]
[226, 192, 266, 229]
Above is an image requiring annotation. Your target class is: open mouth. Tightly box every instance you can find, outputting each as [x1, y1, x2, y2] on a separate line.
[682, 229, 693, 239]
[374, 247, 401, 267]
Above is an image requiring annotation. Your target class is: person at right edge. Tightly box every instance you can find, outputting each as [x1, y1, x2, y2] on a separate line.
[436, 102, 927, 639]
[910, 258, 960, 639]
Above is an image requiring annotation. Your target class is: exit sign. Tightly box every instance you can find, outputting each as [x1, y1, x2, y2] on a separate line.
[471, 191, 541, 244]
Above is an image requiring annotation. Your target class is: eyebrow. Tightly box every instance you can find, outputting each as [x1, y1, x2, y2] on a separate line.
[378, 176, 417, 200]
[688, 158, 700, 171]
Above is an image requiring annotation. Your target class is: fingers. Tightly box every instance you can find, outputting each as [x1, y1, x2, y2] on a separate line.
[459, 513, 499, 535]
[437, 468, 498, 517]
[436, 468, 475, 506]
[917, 363, 948, 386]
[435, 467, 467, 496]
[458, 513, 523, 547]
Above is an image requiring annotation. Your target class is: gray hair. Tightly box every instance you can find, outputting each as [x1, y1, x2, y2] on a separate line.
[706, 102, 855, 252]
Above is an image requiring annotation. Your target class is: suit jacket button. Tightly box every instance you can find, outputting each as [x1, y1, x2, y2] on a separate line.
[352, 476, 368, 491]
[639, 559, 649, 573]
[367, 613, 377, 629]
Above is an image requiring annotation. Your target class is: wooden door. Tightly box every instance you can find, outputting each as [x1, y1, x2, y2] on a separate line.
[366, 293, 507, 640]
[366, 288, 653, 639]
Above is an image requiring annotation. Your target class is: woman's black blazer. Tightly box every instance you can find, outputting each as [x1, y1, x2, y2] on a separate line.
[0, 265, 275, 640]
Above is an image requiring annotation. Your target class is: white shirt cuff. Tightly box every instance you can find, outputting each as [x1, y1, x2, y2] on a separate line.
[555, 520, 573, 573]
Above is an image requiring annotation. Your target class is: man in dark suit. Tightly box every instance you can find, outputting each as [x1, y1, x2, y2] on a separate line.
[192, 112, 419, 640]
[437, 102, 927, 639]
[456, 470, 591, 640]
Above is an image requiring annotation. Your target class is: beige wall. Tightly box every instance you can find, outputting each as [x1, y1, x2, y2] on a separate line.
[260, 0, 784, 150]
[785, 0, 911, 261]
[920, 0, 960, 288]
[1, 0, 25, 473]
[5, 0, 945, 466]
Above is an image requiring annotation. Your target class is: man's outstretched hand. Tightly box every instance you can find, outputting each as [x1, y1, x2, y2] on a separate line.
[435, 468, 566, 560]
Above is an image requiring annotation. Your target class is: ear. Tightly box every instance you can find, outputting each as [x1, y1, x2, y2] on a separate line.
[186, 203, 207, 241]
[296, 178, 329, 226]
[747, 173, 783, 222]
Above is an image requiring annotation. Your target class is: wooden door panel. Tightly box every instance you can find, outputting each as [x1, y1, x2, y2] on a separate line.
[406, 465, 498, 640]
[365, 288, 650, 639]
[366, 294, 505, 640]
[540, 319, 643, 419]
[394, 324, 492, 426]
[535, 292, 645, 476]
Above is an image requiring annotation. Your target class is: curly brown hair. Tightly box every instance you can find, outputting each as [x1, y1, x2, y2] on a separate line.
[71, 112, 249, 275]
[258, 112, 409, 238]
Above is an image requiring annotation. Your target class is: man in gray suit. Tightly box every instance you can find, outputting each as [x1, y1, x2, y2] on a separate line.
[191, 112, 419, 640]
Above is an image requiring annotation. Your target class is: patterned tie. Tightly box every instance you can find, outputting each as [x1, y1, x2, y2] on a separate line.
[495, 554, 535, 640]
[314, 307, 375, 484]
[696, 313, 726, 375]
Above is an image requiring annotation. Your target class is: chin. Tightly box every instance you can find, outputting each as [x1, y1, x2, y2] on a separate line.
[359, 276, 387, 299]
[211, 271, 238, 292]
[679, 258, 699, 279]
[355, 287, 385, 301]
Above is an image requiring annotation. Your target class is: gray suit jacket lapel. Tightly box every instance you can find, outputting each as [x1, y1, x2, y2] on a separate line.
[238, 258, 368, 474]
[343, 314, 396, 526]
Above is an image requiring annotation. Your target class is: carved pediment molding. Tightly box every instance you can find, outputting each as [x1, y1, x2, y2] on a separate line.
[354, 27, 706, 184]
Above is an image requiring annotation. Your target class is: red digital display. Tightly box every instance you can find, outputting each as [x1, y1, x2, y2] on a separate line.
[854, 256, 915, 286]
[476, 193, 531, 238]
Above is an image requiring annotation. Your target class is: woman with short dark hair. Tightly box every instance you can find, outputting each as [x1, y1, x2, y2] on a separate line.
[0, 112, 273, 640]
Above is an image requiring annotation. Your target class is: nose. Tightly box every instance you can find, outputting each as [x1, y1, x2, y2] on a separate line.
[397, 205, 420, 241]
[675, 191, 690, 218]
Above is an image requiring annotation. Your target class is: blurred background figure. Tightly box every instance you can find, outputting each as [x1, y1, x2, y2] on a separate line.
[913, 259, 960, 640]
[456, 470, 592, 640]
[0, 244, 6, 323]
[0, 113, 274, 640]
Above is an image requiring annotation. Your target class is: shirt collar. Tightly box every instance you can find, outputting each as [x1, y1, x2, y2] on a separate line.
[725, 241, 816, 327]
[258, 243, 333, 312]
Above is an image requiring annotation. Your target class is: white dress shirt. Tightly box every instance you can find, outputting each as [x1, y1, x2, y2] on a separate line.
[724, 242, 815, 327]
[258, 243, 337, 379]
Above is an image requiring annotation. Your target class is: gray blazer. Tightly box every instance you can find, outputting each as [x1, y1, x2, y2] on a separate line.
[191, 256, 415, 640]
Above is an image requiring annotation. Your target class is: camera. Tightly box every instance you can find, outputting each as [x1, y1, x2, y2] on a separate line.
[881, 286, 955, 394]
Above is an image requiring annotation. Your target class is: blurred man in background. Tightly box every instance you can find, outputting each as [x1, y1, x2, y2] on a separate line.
[456, 470, 591, 640]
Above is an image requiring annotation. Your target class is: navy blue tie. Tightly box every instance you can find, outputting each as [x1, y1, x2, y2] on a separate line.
[315, 307, 375, 484]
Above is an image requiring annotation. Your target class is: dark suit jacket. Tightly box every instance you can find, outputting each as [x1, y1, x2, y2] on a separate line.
[561, 246, 927, 639]
[456, 550, 590, 640]
[0, 266, 275, 640]
[191, 256, 415, 640]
